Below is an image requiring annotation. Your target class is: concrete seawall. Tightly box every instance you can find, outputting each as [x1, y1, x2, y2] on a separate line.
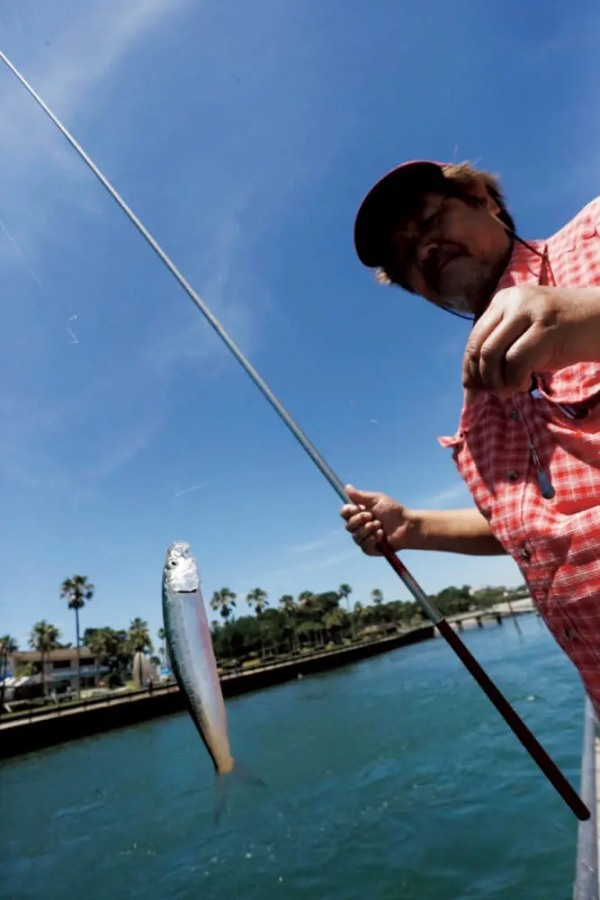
[0, 626, 434, 759]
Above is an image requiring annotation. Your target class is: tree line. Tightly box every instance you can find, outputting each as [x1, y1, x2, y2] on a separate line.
[207, 581, 530, 667]
[1, 579, 531, 687]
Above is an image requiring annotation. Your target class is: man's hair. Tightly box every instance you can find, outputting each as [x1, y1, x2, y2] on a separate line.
[376, 161, 515, 290]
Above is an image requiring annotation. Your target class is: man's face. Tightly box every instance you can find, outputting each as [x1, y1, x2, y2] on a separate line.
[388, 183, 511, 316]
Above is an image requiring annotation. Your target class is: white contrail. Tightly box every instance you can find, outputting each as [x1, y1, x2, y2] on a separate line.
[174, 482, 208, 497]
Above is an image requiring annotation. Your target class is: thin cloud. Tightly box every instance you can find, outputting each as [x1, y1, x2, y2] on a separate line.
[423, 482, 470, 507]
[174, 482, 209, 498]
[287, 528, 342, 555]
[0, 3, 189, 224]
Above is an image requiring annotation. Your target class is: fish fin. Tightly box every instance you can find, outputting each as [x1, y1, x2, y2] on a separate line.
[213, 773, 231, 825]
[213, 761, 266, 825]
[232, 759, 266, 789]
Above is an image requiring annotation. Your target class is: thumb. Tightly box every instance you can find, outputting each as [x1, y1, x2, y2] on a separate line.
[345, 484, 380, 508]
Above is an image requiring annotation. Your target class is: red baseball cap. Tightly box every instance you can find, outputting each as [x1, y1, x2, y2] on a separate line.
[353, 160, 448, 267]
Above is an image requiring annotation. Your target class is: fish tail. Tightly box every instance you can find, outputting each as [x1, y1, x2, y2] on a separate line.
[213, 760, 265, 825]
[213, 771, 232, 825]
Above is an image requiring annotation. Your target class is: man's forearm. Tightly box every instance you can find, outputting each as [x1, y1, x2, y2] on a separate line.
[405, 507, 506, 556]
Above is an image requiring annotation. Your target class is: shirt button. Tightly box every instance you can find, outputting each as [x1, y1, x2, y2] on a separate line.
[520, 547, 531, 561]
[509, 409, 519, 421]
[508, 470, 520, 482]
[564, 628, 576, 640]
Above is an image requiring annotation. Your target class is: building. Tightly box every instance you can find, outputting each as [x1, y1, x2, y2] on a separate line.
[7, 648, 109, 695]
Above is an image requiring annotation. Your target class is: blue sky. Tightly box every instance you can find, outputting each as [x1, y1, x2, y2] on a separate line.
[1, 0, 599, 649]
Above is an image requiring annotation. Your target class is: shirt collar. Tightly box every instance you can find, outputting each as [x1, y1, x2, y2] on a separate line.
[496, 236, 549, 292]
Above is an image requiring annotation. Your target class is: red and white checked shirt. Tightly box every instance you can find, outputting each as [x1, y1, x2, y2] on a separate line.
[439, 197, 600, 710]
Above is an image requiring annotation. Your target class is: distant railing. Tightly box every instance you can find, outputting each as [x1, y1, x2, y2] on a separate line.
[574, 696, 598, 900]
[0, 627, 427, 728]
[0, 683, 180, 727]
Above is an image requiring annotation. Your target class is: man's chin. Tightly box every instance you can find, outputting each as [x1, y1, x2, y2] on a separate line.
[440, 269, 496, 318]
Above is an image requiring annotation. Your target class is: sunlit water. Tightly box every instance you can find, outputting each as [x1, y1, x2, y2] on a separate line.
[0, 615, 586, 899]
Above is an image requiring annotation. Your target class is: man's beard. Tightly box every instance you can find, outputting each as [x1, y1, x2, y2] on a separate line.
[435, 256, 508, 317]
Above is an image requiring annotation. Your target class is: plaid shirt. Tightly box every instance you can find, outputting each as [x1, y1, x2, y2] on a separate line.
[439, 197, 600, 710]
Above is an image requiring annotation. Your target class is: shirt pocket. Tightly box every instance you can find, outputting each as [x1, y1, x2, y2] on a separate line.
[534, 364, 600, 428]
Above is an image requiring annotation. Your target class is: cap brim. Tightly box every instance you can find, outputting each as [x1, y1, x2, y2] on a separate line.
[354, 161, 447, 267]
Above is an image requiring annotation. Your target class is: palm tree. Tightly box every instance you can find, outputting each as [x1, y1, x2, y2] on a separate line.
[323, 607, 347, 643]
[339, 583, 355, 640]
[210, 588, 237, 624]
[127, 618, 153, 654]
[60, 575, 94, 699]
[279, 594, 298, 652]
[157, 626, 171, 670]
[371, 589, 384, 624]
[0, 634, 18, 714]
[247, 588, 269, 658]
[29, 621, 61, 698]
[210, 588, 237, 659]
[353, 602, 365, 637]
[127, 618, 153, 688]
[247, 588, 268, 616]
[0, 634, 18, 669]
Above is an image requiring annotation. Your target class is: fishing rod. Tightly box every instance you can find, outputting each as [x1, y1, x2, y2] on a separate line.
[0, 49, 588, 821]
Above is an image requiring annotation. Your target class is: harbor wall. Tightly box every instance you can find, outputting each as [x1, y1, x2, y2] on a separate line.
[0, 626, 434, 759]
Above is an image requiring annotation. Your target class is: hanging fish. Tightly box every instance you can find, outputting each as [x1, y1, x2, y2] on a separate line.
[162, 540, 247, 819]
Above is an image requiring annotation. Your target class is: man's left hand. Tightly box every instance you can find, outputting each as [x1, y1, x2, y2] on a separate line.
[462, 285, 600, 397]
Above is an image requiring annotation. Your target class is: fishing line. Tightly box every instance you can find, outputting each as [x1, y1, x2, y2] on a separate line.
[0, 49, 589, 821]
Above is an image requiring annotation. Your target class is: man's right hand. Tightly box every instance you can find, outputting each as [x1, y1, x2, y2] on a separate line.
[340, 485, 415, 556]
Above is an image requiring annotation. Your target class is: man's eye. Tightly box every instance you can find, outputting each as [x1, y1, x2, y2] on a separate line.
[421, 211, 440, 230]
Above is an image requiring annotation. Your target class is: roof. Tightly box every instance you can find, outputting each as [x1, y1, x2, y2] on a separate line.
[11, 648, 96, 662]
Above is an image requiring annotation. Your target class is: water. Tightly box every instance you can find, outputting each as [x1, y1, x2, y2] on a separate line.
[0, 615, 586, 899]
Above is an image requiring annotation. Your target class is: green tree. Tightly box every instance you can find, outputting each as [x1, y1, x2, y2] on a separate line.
[0, 634, 18, 714]
[338, 583, 355, 640]
[434, 585, 473, 616]
[127, 619, 153, 687]
[210, 589, 237, 658]
[29, 621, 61, 698]
[279, 594, 298, 652]
[371, 589, 384, 624]
[84, 627, 129, 679]
[247, 588, 269, 616]
[157, 626, 171, 670]
[127, 618, 153, 654]
[60, 575, 94, 699]
[210, 588, 237, 624]
[0, 634, 18, 658]
[247, 588, 269, 658]
[323, 607, 348, 642]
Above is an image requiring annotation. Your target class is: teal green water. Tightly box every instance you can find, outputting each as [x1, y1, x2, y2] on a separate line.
[0, 615, 586, 899]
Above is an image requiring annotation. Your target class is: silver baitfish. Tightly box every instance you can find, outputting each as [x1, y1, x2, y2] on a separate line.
[162, 542, 236, 795]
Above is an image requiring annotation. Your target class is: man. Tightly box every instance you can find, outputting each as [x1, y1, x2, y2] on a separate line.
[341, 160, 600, 709]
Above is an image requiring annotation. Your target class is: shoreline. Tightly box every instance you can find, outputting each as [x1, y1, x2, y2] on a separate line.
[0, 605, 535, 760]
[0, 626, 434, 759]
